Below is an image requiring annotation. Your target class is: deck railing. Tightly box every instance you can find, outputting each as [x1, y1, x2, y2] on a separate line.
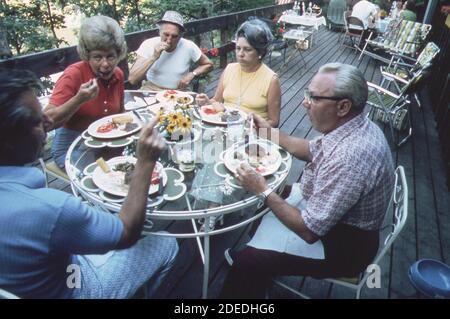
[0, 4, 292, 79]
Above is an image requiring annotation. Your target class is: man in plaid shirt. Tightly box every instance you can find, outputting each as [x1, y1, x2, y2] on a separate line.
[221, 62, 394, 298]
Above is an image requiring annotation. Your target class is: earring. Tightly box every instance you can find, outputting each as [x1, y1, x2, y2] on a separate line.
[258, 55, 262, 59]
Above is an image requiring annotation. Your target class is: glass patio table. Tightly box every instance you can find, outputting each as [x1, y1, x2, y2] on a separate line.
[64, 90, 292, 298]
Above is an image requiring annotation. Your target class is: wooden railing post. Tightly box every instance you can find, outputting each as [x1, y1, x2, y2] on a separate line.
[220, 27, 229, 68]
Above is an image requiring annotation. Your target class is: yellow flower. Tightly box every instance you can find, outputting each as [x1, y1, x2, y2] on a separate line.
[168, 112, 181, 124]
[179, 118, 192, 134]
[166, 123, 177, 134]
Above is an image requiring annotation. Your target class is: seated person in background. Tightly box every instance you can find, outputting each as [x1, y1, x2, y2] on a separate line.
[389, 0, 404, 19]
[220, 63, 394, 298]
[196, 19, 281, 128]
[352, 0, 379, 29]
[128, 11, 213, 91]
[0, 69, 178, 298]
[400, 0, 417, 21]
[45, 15, 127, 169]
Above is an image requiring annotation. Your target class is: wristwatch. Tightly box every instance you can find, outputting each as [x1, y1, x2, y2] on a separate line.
[192, 71, 198, 77]
[257, 188, 273, 203]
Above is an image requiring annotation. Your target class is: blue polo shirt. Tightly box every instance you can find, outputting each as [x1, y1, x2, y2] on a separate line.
[0, 166, 123, 298]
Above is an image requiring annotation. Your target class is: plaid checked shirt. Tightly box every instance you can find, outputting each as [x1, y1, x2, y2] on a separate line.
[300, 114, 394, 237]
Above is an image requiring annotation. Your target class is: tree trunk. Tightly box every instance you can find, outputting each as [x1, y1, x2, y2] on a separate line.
[0, 24, 12, 59]
[45, 0, 59, 47]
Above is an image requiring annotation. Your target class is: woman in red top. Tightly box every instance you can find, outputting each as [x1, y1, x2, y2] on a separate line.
[45, 15, 127, 168]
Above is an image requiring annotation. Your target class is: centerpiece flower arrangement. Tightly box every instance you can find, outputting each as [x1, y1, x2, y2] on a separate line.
[157, 105, 194, 143]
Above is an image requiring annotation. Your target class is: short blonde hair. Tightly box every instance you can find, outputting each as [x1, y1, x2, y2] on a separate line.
[77, 15, 127, 61]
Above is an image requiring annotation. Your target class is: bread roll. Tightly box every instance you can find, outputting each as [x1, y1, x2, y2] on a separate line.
[96, 157, 111, 173]
[112, 114, 133, 125]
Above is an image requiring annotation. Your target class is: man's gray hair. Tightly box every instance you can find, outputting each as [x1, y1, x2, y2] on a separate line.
[77, 15, 127, 61]
[318, 62, 368, 112]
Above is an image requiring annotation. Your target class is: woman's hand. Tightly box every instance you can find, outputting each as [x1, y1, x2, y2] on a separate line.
[75, 78, 99, 103]
[195, 93, 210, 106]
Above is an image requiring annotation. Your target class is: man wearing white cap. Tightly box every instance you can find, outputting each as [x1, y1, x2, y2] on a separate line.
[129, 11, 213, 91]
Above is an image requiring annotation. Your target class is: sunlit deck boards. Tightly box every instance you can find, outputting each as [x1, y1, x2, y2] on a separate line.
[43, 26, 450, 299]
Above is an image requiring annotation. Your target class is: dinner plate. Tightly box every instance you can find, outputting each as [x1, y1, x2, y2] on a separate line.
[155, 90, 194, 105]
[87, 112, 142, 139]
[195, 105, 247, 126]
[91, 156, 167, 197]
[223, 140, 282, 176]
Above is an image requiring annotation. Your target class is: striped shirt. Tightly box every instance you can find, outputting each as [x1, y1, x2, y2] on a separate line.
[300, 113, 394, 236]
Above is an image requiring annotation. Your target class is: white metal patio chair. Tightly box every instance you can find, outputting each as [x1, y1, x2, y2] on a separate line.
[272, 165, 408, 299]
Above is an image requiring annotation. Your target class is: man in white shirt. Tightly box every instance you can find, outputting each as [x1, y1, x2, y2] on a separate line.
[128, 11, 213, 91]
[352, 0, 379, 29]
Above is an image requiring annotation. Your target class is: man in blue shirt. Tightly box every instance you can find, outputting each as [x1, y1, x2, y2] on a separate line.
[0, 69, 178, 298]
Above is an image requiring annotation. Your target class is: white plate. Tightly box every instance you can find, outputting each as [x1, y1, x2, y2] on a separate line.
[87, 112, 142, 139]
[91, 156, 167, 197]
[223, 140, 282, 176]
[195, 105, 247, 126]
[155, 90, 194, 105]
[124, 97, 147, 111]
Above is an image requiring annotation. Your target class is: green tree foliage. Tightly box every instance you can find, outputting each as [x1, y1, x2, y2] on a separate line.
[0, 0, 66, 56]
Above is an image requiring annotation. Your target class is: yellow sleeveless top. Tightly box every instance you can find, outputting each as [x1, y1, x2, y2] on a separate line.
[222, 63, 275, 119]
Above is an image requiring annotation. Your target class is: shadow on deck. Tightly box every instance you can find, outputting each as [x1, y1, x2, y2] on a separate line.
[44, 27, 450, 299]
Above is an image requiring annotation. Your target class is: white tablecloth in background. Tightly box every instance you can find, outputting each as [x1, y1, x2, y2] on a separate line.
[279, 14, 327, 30]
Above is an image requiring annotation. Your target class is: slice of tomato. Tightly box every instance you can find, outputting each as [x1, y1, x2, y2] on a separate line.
[150, 171, 160, 185]
[203, 106, 216, 115]
[255, 166, 266, 173]
[97, 122, 115, 133]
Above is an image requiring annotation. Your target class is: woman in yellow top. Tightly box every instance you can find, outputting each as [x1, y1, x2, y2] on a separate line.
[196, 19, 281, 127]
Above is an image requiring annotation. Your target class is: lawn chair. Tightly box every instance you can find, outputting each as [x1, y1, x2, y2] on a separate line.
[367, 65, 430, 147]
[272, 165, 408, 299]
[359, 20, 432, 64]
[379, 42, 440, 108]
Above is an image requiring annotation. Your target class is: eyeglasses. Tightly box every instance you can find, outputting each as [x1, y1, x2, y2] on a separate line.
[89, 54, 118, 64]
[304, 89, 345, 104]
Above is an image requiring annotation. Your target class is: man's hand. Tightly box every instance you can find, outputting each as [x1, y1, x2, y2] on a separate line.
[136, 116, 166, 163]
[235, 162, 268, 195]
[178, 72, 195, 90]
[195, 93, 210, 106]
[75, 78, 99, 103]
[153, 42, 170, 59]
[251, 113, 276, 140]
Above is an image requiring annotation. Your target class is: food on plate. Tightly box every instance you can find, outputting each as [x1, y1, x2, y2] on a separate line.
[163, 90, 178, 98]
[112, 114, 134, 125]
[114, 161, 135, 185]
[97, 122, 115, 133]
[221, 110, 241, 122]
[177, 96, 191, 104]
[124, 122, 139, 132]
[112, 161, 161, 186]
[201, 105, 218, 115]
[96, 157, 111, 173]
[230, 143, 277, 174]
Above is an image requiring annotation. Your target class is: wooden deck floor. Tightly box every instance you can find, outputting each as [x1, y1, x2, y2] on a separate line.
[45, 27, 450, 299]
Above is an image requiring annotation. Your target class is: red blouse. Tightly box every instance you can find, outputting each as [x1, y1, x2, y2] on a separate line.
[50, 61, 124, 131]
